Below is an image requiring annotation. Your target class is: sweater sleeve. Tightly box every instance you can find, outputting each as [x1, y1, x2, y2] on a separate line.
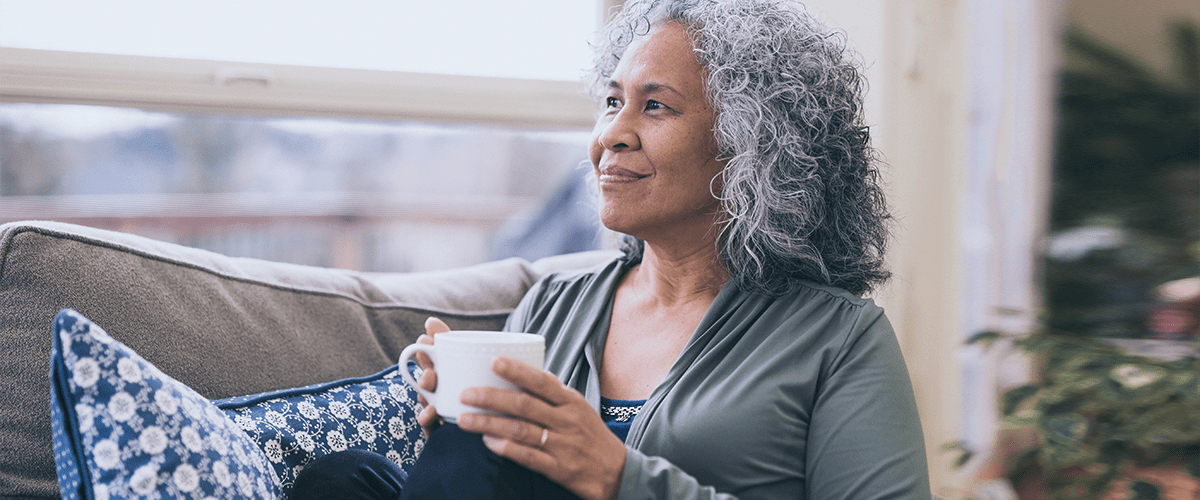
[804, 311, 930, 499]
[616, 448, 741, 500]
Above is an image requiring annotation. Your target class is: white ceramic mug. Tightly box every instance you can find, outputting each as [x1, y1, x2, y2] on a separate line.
[397, 331, 545, 423]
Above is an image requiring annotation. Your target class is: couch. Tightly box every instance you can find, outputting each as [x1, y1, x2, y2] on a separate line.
[1, 220, 616, 499]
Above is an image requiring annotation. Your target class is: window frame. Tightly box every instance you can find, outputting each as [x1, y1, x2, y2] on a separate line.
[0, 47, 598, 128]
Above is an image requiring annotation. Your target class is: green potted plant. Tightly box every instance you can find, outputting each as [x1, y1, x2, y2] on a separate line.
[970, 324, 1200, 500]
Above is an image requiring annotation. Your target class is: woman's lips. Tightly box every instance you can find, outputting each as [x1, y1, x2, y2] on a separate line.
[598, 166, 649, 183]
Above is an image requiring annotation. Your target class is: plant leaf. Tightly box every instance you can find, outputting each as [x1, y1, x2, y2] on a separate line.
[1002, 384, 1042, 416]
[966, 330, 1004, 346]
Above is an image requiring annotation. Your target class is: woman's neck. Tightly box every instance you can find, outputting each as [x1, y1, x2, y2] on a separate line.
[630, 241, 728, 308]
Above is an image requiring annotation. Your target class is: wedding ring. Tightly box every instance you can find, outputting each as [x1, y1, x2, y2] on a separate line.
[539, 427, 549, 447]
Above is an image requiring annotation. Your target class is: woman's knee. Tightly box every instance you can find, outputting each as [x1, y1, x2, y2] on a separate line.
[292, 449, 407, 500]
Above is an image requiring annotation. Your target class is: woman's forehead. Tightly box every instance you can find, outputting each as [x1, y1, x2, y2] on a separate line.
[611, 23, 705, 92]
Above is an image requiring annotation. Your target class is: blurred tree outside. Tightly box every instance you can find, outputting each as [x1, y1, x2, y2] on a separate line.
[1044, 21, 1200, 340]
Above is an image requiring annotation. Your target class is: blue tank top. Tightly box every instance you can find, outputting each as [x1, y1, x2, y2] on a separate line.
[600, 397, 646, 443]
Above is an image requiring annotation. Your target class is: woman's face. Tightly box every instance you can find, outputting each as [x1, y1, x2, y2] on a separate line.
[590, 22, 725, 246]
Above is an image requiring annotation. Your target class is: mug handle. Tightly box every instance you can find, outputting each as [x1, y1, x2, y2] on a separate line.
[398, 343, 437, 407]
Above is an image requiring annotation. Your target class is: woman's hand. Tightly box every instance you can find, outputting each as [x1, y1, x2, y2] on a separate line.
[415, 317, 451, 438]
[456, 357, 627, 500]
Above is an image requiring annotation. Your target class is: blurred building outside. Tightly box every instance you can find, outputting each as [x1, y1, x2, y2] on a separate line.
[0, 104, 602, 272]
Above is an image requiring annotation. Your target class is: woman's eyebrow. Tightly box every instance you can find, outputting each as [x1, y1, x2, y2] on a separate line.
[640, 82, 683, 98]
[606, 80, 683, 98]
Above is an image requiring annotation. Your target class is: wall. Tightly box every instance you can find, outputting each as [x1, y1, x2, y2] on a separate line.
[1066, 0, 1200, 75]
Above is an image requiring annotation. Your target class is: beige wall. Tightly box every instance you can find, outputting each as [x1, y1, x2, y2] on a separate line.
[1066, 0, 1200, 76]
[874, 1, 971, 494]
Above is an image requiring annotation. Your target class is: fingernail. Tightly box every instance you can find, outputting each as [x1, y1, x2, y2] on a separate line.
[493, 357, 509, 370]
[458, 413, 475, 427]
[482, 435, 501, 450]
[460, 388, 478, 404]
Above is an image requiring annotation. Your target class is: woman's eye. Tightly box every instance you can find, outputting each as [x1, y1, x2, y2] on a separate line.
[605, 97, 621, 108]
[645, 100, 666, 111]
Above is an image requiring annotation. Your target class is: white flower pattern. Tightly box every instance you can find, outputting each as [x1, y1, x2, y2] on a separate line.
[93, 440, 121, 469]
[212, 460, 233, 487]
[357, 421, 377, 442]
[298, 401, 319, 419]
[174, 463, 200, 492]
[265, 439, 284, 463]
[107, 392, 137, 422]
[73, 358, 100, 388]
[181, 425, 205, 453]
[155, 389, 179, 415]
[326, 430, 348, 452]
[328, 401, 352, 419]
[295, 431, 315, 452]
[75, 403, 94, 433]
[360, 387, 382, 408]
[117, 357, 143, 383]
[129, 464, 158, 495]
[235, 414, 256, 431]
[49, 310, 281, 499]
[214, 364, 424, 496]
[139, 426, 169, 455]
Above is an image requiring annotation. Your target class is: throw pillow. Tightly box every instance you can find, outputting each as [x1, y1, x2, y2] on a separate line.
[49, 309, 282, 499]
[214, 363, 425, 496]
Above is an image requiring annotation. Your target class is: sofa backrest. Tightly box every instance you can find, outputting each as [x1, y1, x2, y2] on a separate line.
[0, 220, 617, 498]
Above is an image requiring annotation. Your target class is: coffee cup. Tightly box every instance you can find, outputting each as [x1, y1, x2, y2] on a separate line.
[397, 331, 545, 422]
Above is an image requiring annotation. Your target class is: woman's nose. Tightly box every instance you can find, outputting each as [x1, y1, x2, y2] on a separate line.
[596, 110, 639, 151]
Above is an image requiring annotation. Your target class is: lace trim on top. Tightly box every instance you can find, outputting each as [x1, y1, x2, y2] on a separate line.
[600, 398, 645, 423]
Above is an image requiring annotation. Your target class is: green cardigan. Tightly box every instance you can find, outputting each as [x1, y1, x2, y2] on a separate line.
[504, 257, 931, 500]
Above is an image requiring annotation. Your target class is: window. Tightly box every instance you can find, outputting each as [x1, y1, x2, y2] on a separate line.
[0, 103, 597, 270]
[0, 1, 607, 271]
[0, 0, 599, 81]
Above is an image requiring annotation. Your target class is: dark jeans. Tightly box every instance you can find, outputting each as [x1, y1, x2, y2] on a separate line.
[292, 449, 407, 500]
[292, 424, 582, 500]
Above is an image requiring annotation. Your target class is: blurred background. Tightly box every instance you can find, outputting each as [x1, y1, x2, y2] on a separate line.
[1, 0, 1197, 498]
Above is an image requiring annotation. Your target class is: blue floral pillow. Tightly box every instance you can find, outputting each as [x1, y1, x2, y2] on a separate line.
[49, 309, 281, 499]
[214, 363, 425, 496]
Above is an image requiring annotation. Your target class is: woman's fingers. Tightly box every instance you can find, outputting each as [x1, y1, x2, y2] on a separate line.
[459, 386, 558, 427]
[417, 405, 442, 438]
[459, 400, 625, 500]
[413, 316, 450, 438]
[457, 412, 546, 445]
[417, 369, 437, 405]
[489, 356, 575, 407]
[415, 316, 448, 371]
[480, 435, 559, 475]
[416, 367, 443, 436]
[424, 317, 451, 335]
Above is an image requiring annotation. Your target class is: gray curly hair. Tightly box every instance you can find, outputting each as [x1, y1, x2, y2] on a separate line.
[587, 0, 891, 296]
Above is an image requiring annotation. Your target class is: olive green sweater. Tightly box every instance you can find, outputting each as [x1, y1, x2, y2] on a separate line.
[504, 257, 930, 500]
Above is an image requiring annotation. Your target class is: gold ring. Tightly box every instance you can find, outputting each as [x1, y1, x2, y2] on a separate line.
[539, 427, 549, 447]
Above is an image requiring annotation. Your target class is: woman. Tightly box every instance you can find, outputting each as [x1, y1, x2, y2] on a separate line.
[298, 0, 930, 498]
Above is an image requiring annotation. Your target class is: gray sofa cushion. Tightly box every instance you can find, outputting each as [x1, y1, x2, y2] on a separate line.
[0, 220, 616, 498]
